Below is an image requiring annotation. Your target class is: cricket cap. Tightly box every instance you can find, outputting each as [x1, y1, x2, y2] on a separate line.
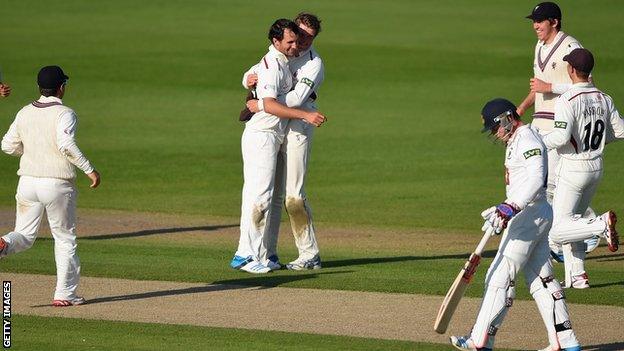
[37, 65, 69, 89]
[526, 2, 561, 21]
[563, 48, 594, 74]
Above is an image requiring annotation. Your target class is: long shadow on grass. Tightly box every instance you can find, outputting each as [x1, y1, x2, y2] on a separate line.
[589, 280, 624, 288]
[31, 224, 239, 241]
[322, 251, 498, 268]
[31, 271, 351, 307]
[583, 342, 624, 351]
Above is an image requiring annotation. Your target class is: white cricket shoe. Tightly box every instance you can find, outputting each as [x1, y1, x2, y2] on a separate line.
[570, 272, 590, 289]
[53, 296, 86, 307]
[240, 260, 271, 274]
[286, 255, 321, 271]
[601, 211, 619, 252]
[449, 335, 492, 351]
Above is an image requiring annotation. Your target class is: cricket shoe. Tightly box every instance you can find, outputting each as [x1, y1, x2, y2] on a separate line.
[286, 255, 321, 271]
[230, 255, 253, 270]
[570, 272, 589, 289]
[537, 345, 581, 351]
[449, 335, 492, 351]
[0, 238, 6, 256]
[601, 211, 619, 252]
[53, 296, 86, 307]
[266, 254, 282, 271]
[240, 260, 271, 274]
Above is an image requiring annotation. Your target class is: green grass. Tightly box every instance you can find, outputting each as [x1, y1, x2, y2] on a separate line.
[2, 235, 621, 307]
[10, 314, 464, 351]
[1, 0, 623, 232]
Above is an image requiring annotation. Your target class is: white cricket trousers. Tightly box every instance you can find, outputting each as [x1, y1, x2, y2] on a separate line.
[550, 158, 606, 244]
[266, 120, 320, 261]
[235, 129, 281, 264]
[471, 199, 578, 350]
[1, 176, 80, 300]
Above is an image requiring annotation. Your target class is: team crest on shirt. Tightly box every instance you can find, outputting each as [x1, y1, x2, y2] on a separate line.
[551, 62, 556, 69]
[554, 121, 567, 129]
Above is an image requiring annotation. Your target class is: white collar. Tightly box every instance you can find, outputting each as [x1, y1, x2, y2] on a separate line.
[38, 95, 63, 104]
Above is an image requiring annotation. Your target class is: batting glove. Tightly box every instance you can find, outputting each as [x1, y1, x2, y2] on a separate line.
[490, 202, 520, 234]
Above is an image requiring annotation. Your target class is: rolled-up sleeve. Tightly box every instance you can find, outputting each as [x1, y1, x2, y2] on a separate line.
[1, 119, 23, 156]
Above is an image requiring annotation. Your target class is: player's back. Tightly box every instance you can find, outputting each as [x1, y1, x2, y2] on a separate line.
[558, 83, 612, 161]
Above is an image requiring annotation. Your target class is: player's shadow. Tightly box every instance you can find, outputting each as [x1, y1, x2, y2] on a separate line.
[77, 224, 238, 240]
[29, 270, 352, 307]
[582, 342, 624, 351]
[586, 252, 624, 262]
[322, 250, 498, 268]
[588, 280, 624, 288]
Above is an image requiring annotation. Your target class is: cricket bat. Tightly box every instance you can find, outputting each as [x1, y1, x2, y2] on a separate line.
[433, 227, 493, 334]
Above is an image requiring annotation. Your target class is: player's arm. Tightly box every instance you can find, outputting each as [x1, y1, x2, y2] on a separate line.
[263, 98, 325, 126]
[1, 118, 23, 156]
[607, 98, 624, 142]
[241, 64, 259, 89]
[542, 98, 574, 149]
[57, 110, 100, 188]
[284, 59, 323, 108]
[516, 91, 535, 116]
[507, 143, 547, 210]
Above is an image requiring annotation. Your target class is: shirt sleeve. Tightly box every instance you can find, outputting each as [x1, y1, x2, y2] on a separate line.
[56, 110, 94, 174]
[607, 97, 624, 141]
[284, 59, 323, 108]
[542, 97, 574, 149]
[256, 57, 280, 99]
[506, 138, 547, 209]
[1, 118, 23, 156]
[241, 63, 259, 89]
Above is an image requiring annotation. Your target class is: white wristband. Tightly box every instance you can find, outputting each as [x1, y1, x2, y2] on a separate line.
[257, 98, 264, 111]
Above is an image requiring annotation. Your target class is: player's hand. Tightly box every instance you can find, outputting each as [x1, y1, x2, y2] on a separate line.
[246, 74, 258, 89]
[530, 78, 551, 93]
[246, 99, 260, 113]
[303, 111, 326, 127]
[0, 83, 11, 97]
[86, 170, 101, 189]
[488, 202, 520, 234]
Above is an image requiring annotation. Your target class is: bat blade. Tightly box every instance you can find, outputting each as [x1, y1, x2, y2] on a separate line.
[433, 252, 482, 334]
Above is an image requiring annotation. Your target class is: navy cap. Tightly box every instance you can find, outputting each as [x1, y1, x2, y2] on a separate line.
[526, 2, 561, 21]
[37, 66, 69, 89]
[563, 48, 594, 74]
[481, 98, 517, 133]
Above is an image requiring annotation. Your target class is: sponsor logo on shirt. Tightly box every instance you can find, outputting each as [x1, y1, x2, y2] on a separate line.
[523, 148, 542, 159]
[554, 121, 568, 129]
[300, 78, 315, 88]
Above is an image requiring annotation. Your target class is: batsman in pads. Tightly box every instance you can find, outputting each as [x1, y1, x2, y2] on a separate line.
[449, 99, 580, 351]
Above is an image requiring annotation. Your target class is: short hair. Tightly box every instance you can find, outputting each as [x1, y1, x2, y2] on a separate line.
[39, 87, 58, 97]
[576, 70, 590, 80]
[295, 12, 322, 37]
[268, 19, 299, 42]
[549, 18, 562, 31]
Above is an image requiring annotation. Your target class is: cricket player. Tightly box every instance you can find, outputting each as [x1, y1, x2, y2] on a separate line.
[543, 48, 622, 267]
[450, 98, 580, 351]
[242, 13, 324, 271]
[0, 65, 100, 306]
[516, 1, 596, 289]
[230, 19, 326, 274]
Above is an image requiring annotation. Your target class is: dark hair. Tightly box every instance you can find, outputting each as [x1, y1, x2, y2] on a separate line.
[39, 87, 58, 97]
[576, 70, 590, 79]
[548, 18, 561, 30]
[268, 18, 299, 42]
[295, 12, 322, 37]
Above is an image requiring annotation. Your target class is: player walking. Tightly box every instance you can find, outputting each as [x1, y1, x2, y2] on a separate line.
[0, 66, 100, 306]
[516, 2, 596, 289]
[450, 98, 580, 351]
[543, 48, 622, 264]
[242, 13, 324, 271]
[230, 19, 325, 274]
